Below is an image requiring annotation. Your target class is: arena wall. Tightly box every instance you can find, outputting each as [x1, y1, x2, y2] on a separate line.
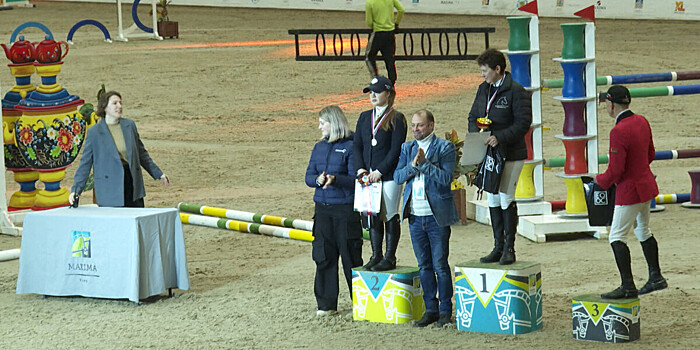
[58, 0, 698, 21]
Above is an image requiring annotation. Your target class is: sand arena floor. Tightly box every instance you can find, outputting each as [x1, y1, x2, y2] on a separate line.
[0, 2, 699, 349]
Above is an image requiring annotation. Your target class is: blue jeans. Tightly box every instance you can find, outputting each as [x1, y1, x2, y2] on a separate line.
[409, 215, 452, 315]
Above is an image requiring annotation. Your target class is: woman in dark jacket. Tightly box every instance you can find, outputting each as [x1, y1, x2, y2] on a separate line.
[305, 105, 363, 316]
[468, 49, 532, 265]
[353, 76, 407, 272]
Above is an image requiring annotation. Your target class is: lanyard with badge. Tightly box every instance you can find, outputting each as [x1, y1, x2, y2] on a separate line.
[412, 173, 426, 200]
[371, 107, 393, 147]
[412, 144, 427, 200]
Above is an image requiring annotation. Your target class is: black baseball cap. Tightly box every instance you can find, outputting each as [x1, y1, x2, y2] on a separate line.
[599, 85, 631, 104]
[363, 76, 394, 93]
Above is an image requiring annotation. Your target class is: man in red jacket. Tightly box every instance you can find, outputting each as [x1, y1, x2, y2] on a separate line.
[596, 85, 667, 299]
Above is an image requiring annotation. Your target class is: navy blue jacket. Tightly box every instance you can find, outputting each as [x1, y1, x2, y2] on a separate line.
[468, 72, 532, 161]
[353, 109, 407, 181]
[305, 134, 355, 205]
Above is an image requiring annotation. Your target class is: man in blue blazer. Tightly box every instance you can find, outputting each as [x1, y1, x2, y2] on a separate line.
[394, 109, 459, 328]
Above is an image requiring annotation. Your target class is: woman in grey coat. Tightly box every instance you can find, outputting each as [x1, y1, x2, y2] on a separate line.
[69, 91, 169, 207]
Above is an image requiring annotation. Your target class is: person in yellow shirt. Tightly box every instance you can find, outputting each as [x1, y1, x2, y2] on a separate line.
[365, 0, 404, 85]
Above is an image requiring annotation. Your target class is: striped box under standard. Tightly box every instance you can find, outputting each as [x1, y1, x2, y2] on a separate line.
[352, 267, 424, 324]
[455, 260, 542, 334]
[572, 294, 640, 343]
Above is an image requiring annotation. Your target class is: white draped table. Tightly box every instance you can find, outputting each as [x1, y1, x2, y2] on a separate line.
[16, 207, 190, 303]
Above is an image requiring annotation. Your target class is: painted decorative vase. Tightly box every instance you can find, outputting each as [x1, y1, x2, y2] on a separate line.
[3, 49, 93, 210]
[14, 107, 88, 171]
[2, 60, 40, 210]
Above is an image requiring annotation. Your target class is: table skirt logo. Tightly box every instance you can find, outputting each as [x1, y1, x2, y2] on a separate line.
[71, 230, 91, 258]
[675, 1, 685, 12]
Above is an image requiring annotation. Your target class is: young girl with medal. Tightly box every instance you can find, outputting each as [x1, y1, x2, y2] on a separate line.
[353, 76, 407, 271]
[467, 49, 532, 265]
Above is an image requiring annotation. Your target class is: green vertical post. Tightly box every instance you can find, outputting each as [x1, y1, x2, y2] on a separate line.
[561, 23, 586, 59]
[507, 16, 531, 51]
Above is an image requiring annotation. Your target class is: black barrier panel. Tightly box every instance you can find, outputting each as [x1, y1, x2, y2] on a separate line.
[288, 27, 495, 61]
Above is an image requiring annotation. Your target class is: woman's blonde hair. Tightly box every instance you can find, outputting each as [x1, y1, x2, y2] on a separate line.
[319, 105, 352, 143]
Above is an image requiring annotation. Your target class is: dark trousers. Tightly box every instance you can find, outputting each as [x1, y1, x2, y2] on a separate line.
[312, 203, 363, 311]
[122, 162, 144, 208]
[365, 30, 397, 84]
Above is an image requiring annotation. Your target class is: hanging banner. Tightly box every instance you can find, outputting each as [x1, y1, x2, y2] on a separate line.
[60, 0, 698, 20]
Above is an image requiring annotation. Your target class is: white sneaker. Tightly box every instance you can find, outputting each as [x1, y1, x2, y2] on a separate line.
[316, 310, 336, 316]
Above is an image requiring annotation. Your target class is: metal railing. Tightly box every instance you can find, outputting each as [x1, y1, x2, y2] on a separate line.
[287, 27, 495, 61]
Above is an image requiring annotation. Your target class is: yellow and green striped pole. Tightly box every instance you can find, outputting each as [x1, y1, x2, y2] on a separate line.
[178, 202, 314, 231]
[180, 213, 313, 242]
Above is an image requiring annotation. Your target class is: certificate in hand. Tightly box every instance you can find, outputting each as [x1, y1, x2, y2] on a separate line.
[460, 132, 491, 166]
[354, 179, 382, 216]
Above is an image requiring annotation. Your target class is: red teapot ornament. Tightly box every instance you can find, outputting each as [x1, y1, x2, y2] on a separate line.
[35, 36, 69, 64]
[1, 36, 37, 64]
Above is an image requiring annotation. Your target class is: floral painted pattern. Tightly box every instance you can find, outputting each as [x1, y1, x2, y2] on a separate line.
[13, 111, 88, 170]
[72, 121, 82, 135]
[3, 144, 30, 170]
[47, 128, 57, 140]
[56, 128, 73, 152]
[19, 127, 33, 145]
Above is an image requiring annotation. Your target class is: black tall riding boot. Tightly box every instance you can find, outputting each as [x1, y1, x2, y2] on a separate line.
[480, 206, 504, 263]
[363, 224, 384, 271]
[372, 216, 400, 271]
[499, 202, 518, 265]
[601, 241, 638, 299]
[639, 236, 668, 294]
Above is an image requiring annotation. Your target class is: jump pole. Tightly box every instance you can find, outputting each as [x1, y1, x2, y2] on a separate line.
[177, 203, 313, 231]
[543, 70, 700, 89]
[179, 213, 313, 242]
[0, 249, 20, 262]
[546, 193, 690, 215]
[655, 193, 691, 204]
[544, 148, 700, 167]
[601, 84, 700, 98]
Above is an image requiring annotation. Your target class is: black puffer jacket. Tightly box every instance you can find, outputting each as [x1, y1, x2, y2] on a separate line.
[468, 72, 532, 161]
